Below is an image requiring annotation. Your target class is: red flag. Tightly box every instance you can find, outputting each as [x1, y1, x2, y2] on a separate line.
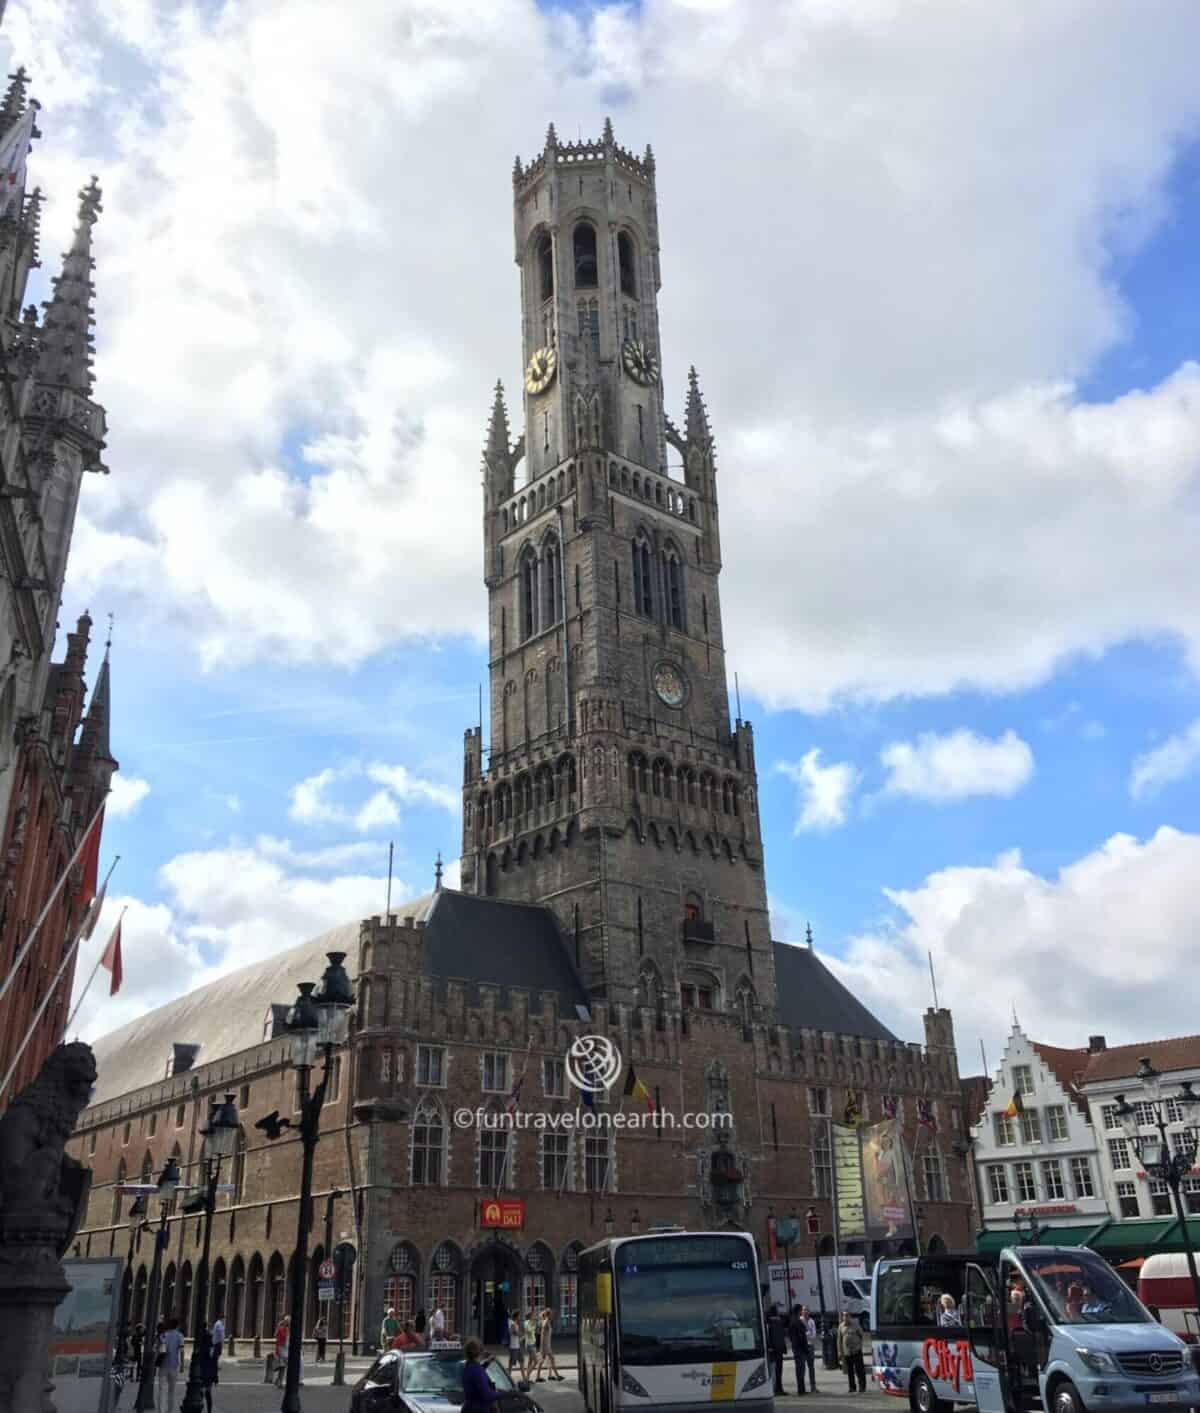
[75, 811, 103, 911]
[100, 920, 122, 996]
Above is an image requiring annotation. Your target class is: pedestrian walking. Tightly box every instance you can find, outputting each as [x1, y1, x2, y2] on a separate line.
[838, 1311, 867, 1393]
[507, 1308, 525, 1377]
[533, 1308, 563, 1381]
[314, 1315, 328, 1362]
[431, 1303, 446, 1339]
[130, 1323, 145, 1375]
[196, 1323, 219, 1413]
[788, 1304, 809, 1394]
[801, 1306, 819, 1392]
[766, 1304, 788, 1395]
[156, 1317, 184, 1413]
[381, 1306, 400, 1350]
[462, 1336, 500, 1413]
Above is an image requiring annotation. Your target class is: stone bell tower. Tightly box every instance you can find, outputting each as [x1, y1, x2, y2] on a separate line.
[462, 123, 775, 1021]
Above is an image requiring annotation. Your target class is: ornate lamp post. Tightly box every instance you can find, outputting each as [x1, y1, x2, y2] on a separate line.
[1115, 1059, 1200, 1324]
[278, 952, 353, 1413]
[180, 1093, 240, 1413]
[134, 1156, 181, 1412]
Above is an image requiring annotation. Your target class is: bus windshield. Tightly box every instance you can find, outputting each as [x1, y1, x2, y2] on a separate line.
[616, 1236, 763, 1366]
[1020, 1249, 1152, 1326]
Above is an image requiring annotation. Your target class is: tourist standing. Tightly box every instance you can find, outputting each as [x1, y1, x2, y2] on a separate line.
[838, 1311, 866, 1393]
[801, 1306, 818, 1392]
[156, 1317, 184, 1412]
[788, 1304, 809, 1394]
[314, 1314, 328, 1362]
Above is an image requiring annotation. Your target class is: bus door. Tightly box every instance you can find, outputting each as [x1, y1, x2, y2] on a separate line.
[1000, 1255, 1048, 1408]
[962, 1262, 1008, 1413]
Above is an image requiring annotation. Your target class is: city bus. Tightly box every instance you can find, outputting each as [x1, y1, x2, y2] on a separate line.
[577, 1229, 771, 1413]
[870, 1244, 1200, 1413]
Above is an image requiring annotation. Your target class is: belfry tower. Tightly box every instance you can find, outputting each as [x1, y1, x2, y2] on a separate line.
[462, 123, 775, 1018]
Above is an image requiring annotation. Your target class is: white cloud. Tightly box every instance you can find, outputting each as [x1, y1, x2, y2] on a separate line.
[1130, 719, 1200, 799]
[287, 761, 457, 832]
[67, 836, 422, 1043]
[825, 826, 1200, 1065]
[775, 750, 859, 833]
[880, 728, 1034, 802]
[365, 763, 458, 813]
[16, 0, 1200, 708]
[288, 766, 342, 825]
[106, 773, 150, 819]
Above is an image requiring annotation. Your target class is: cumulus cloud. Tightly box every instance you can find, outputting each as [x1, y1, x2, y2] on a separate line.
[880, 728, 1034, 802]
[288, 761, 457, 830]
[67, 836, 423, 1043]
[1130, 719, 1200, 799]
[11, 0, 1200, 709]
[775, 750, 859, 833]
[106, 773, 150, 819]
[824, 826, 1200, 1064]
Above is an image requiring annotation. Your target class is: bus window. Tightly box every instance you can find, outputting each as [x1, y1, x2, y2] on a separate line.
[915, 1260, 968, 1328]
[876, 1262, 917, 1328]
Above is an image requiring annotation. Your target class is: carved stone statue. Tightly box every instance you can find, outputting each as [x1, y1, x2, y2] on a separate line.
[0, 1042, 98, 1412]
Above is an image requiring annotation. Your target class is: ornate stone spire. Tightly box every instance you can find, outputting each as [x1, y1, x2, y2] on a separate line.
[0, 67, 30, 134]
[80, 633, 113, 764]
[602, 115, 614, 145]
[685, 365, 712, 447]
[485, 380, 510, 458]
[545, 122, 558, 150]
[643, 143, 655, 176]
[37, 176, 101, 395]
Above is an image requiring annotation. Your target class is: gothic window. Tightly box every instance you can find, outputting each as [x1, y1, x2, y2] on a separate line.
[812, 1125, 833, 1197]
[584, 1133, 611, 1193]
[632, 539, 654, 617]
[112, 1159, 127, 1224]
[636, 963, 661, 1008]
[663, 545, 684, 629]
[541, 1131, 571, 1191]
[684, 770, 698, 805]
[478, 1106, 512, 1190]
[577, 300, 599, 358]
[627, 752, 648, 792]
[542, 536, 562, 625]
[537, 234, 554, 303]
[618, 231, 637, 298]
[412, 1100, 446, 1186]
[573, 223, 598, 288]
[705, 1060, 732, 1119]
[232, 1129, 247, 1203]
[721, 780, 733, 814]
[519, 547, 538, 640]
[735, 981, 755, 1033]
[651, 759, 664, 797]
[681, 970, 718, 1011]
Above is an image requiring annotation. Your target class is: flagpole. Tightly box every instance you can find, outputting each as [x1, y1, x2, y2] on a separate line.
[0, 797, 106, 1006]
[65, 902, 126, 1034]
[0, 904, 125, 1104]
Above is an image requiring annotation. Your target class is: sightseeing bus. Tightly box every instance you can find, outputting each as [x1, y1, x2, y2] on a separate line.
[577, 1229, 771, 1413]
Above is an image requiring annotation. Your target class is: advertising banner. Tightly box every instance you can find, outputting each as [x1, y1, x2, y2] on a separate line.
[49, 1257, 121, 1413]
[832, 1122, 866, 1240]
[862, 1118, 914, 1240]
[480, 1198, 525, 1228]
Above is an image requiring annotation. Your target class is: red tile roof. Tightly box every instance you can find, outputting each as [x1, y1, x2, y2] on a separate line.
[1032, 1041, 1091, 1114]
[1081, 1035, 1200, 1085]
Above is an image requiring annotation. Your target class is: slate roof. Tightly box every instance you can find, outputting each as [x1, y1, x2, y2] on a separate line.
[771, 941, 898, 1043]
[421, 890, 589, 1013]
[1081, 1035, 1200, 1085]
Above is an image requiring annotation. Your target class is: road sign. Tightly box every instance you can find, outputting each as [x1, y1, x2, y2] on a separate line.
[775, 1217, 801, 1245]
[318, 1281, 336, 1302]
[319, 1258, 335, 1281]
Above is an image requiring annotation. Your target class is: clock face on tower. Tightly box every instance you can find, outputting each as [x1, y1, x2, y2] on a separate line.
[524, 346, 557, 395]
[621, 339, 660, 386]
[653, 661, 688, 708]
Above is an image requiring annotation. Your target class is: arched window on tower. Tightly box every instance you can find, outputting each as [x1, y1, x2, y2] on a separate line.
[578, 300, 599, 359]
[618, 232, 637, 299]
[537, 234, 554, 303]
[663, 544, 684, 629]
[542, 537, 562, 626]
[632, 539, 654, 618]
[519, 547, 538, 640]
[573, 223, 598, 289]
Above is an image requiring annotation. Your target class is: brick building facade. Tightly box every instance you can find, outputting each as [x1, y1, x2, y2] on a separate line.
[67, 123, 970, 1352]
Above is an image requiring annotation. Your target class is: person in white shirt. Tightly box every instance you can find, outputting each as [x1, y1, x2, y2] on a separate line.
[800, 1306, 818, 1392]
[157, 1317, 185, 1412]
[432, 1305, 446, 1338]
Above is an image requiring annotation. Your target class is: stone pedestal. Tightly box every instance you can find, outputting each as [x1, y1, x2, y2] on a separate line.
[0, 1241, 70, 1411]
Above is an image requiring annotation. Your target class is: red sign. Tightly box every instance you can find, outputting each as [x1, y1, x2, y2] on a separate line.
[480, 1199, 525, 1229]
[766, 1216, 778, 1260]
[922, 1338, 974, 1392]
[1027, 1204, 1077, 1216]
[319, 1259, 335, 1281]
[806, 1211, 820, 1235]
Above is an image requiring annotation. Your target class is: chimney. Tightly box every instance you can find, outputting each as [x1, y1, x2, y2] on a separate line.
[1088, 1035, 1107, 1054]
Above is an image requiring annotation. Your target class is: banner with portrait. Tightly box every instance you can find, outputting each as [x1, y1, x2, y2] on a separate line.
[832, 1122, 866, 1239]
[862, 1118, 914, 1240]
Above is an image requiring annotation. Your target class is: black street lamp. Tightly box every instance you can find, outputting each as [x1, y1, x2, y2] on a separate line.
[134, 1156, 182, 1412]
[1115, 1058, 1200, 1325]
[275, 952, 353, 1413]
[180, 1093, 241, 1413]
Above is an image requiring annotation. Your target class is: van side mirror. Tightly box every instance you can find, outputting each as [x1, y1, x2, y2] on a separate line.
[1148, 1304, 1161, 1323]
[518, 1381, 532, 1392]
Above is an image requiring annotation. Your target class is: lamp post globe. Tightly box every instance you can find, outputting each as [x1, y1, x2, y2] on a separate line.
[288, 981, 321, 1070]
[314, 951, 354, 1046]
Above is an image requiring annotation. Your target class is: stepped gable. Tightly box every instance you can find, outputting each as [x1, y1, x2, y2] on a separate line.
[771, 940, 897, 1043]
[1031, 1039, 1090, 1115]
[421, 889, 589, 1012]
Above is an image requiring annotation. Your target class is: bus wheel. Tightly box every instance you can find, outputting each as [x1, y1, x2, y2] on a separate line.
[1053, 1382, 1086, 1413]
[910, 1373, 950, 1413]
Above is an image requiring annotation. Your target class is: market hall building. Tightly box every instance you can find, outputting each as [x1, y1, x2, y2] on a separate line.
[67, 124, 973, 1352]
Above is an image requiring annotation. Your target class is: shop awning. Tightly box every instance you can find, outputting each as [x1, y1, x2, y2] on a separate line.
[1091, 1219, 1179, 1252]
[1036, 1222, 1112, 1248]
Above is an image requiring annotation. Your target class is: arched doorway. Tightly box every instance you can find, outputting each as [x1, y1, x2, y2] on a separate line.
[133, 1265, 148, 1327]
[559, 1242, 583, 1334]
[307, 1246, 325, 1335]
[162, 1263, 177, 1322]
[267, 1252, 286, 1333]
[469, 1237, 524, 1345]
[246, 1253, 264, 1341]
[427, 1241, 463, 1339]
[523, 1241, 554, 1319]
[210, 1257, 227, 1326]
[385, 1241, 421, 1325]
[179, 1262, 193, 1333]
[229, 1255, 245, 1355]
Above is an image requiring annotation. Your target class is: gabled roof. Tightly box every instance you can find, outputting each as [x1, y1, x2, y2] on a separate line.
[1031, 1040, 1090, 1116]
[1082, 1035, 1200, 1085]
[772, 942, 898, 1043]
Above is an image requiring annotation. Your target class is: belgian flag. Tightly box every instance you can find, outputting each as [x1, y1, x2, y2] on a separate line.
[1002, 1091, 1025, 1120]
[623, 1063, 656, 1112]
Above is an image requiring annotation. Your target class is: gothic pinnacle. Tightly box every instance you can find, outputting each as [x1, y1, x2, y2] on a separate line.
[512, 153, 523, 182]
[485, 380, 511, 457]
[685, 365, 712, 445]
[0, 67, 30, 132]
[545, 122, 558, 149]
[603, 115, 614, 145]
[37, 175, 103, 396]
[643, 143, 655, 174]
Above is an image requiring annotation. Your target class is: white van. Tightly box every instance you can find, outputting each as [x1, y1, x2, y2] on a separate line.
[871, 1245, 1200, 1413]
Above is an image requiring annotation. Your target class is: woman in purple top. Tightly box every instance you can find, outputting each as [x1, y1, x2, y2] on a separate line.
[462, 1337, 500, 1413]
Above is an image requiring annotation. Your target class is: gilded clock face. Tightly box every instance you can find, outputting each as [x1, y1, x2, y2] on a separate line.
[524, 346, 557, 395]
[653, 661, 687, 708]
[622, 339, 660, 387]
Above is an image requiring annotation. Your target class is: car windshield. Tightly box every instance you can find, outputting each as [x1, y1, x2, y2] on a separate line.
[400, 1355, 515, 1395]
[1020, 1251, 1152, 1326]
[617, 1247, 763, 1365]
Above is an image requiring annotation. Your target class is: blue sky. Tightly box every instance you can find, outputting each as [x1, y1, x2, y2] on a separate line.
[9, 0, 1200, 1061]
